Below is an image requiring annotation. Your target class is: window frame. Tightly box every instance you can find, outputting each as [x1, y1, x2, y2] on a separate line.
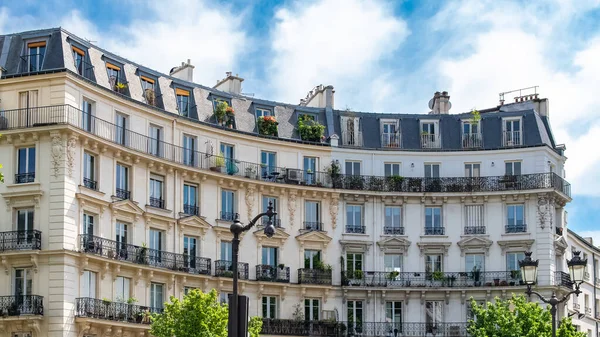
[345, 160, 361, 176]
[384, 162, 402, 177]
[464, 162, 481, 178]
[175, 88, 191, 117]
[25, 40, 47, 72]
[505, 161, 522, 176]
[262, 296, 278, 319]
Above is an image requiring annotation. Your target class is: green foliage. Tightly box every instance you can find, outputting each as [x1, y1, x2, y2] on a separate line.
[257, 116, 278, 136]
[214, 101, 228, 123]
[468, 295, 586, 337]
[150, 289, 262, 337]
[471, 109, 481, 124]
[297, 115, 325, 142]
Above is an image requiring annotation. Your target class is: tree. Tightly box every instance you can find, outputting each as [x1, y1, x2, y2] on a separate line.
[468, 295, 585, 337]
[150, 289, 263, 337]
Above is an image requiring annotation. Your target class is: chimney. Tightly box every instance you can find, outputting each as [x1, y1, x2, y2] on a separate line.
[299, 84, 334, 108]
[170, 59, 195, 82]
[429, 91, 451, 114]
[213, 72, 244, 95]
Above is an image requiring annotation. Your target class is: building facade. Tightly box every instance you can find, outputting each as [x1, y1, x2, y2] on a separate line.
[0, 27, 578, 337]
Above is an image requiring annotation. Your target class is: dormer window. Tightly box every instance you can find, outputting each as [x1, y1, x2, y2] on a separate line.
[420, 121, 440, 148]
[381, 120, 400, 148]
[106, 62, 126, 93]
[462, 120, 482, 148]
[72, 46, 87, 76]
[503, 118, 522, 146]
[176, 88, 190, 117]
[341, 116, 362, 147]
[140, 76, 156, 106]
[256, 107, 273, 118]
[24, 41, 46, 72]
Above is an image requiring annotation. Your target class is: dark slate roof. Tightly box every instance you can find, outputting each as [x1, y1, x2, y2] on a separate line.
[0, 27, 561, 153]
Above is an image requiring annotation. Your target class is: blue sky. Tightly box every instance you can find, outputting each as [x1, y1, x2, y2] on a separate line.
[1, 0, 599, 238]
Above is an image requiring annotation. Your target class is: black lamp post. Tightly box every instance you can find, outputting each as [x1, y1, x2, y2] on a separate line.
[519, 251, 587, 337]
[229, 202, 277, 337]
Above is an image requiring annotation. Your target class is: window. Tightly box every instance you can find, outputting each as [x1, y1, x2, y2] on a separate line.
[342, 117, 362, 146]
[346, 253, 363, 273]
[83, 152, 96, 189]
[421, 122, 439, 148]
[262, 246, 278, 267]
[115, 163, 129, 199]
[183, 236, 197, 268]
[503, 119, 521, 146]
[149, 174, 164, 208]
[384, 163, 401, 177]
[465, 163, 480, 178]
[345, 161, 361, 176]
[347, 300, 363, 327]
[262, 196, 279, 226]
[149, 125, 162, 156]
[384, 254, 402, 273]
[220, 143, 234, 160]
[183, 134, 197, 166]
[183, 184, 198, 215]
[80, 271, 97, 298]
[425, 207, 443, 235]
[467, 301, 484, 322]
[382, 122, 400, 147]
[425, 301, 443, 331]
[424, 164, 440, 178]
[305, 299, 320, 321]
[256, 107, 273, 118]
[219, 292, 230, 305]
[506, 252, 525, 272]
[465, 254, 485, 272]
[462, 121, 481, 147]
[221, 190, 235, 221]
[150, 283, 164, 309]
[115, 113, 128, 145]
[72, 45, 86, 76]
[176, 89, 190, 117]
[106, 62, 122, 87]
[346, 205, 363, 233]
[464, 205, 484, 234]
[149, 229, 163, 263]
[425, 255, 443, 274]
[384, 206, 402, 234]
[262, 296, 278, 319]
[82, 213, 94, 236]
[506, 204, 525, 232]
[16, 208, 34, 233]
[386, 301, 402, 324]
[14, 268, 33, 300]
[303, 157, 318, 184]
[115, 276, 130, 301]
[304, 250, 321, 269]
[304, 201, 320, 230]
[16, 147, 35, 183]
[221, 241, 232, 261]
[213, 97, 231, 111]
[184, 287, 197, 296]
[141, 76, 155, 92]
[115, 222, 128, 257]
[261, 151, 277, 178]
[26, 41, 46, 72]
[505, 161, 522, 176]
[19, 90, 38, 110]
[81, 99, 93, 132]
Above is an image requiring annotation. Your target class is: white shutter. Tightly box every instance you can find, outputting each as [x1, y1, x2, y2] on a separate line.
[29, 90, 38, 108]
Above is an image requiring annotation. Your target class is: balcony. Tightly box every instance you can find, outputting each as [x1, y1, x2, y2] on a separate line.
[555, 271, 574, 289]
[421, 134, 440, 149]
[0, 230, 42, 251]
[0, 105, 572, 198]
[74, 59, 95, 80]
[298, 268, 332, 285]
[0, 295, 43, 316]
[340, 322, 467, 336]
[75, 297, 162, 324]
[505, 224, 527, 234]
[304, 222, 323, 231]
[462, 133, 482, 148]
[345, 225, 365, 234]
[256, 265, 290, 283]
[381, 133, 401, 148]
[183, 204, 199, 216]
[19, 54, 45, 73]
[83, 177, 97, 190]
[555, 227, 564, 236]
[115, 188, 130, 200]
[220, 211, 235, 222]
[464, 226, 486, 235]
[383, 226, 404, 235]
[424, 227, 445, 235]
[262, 217, 282, 228]
[215, 260, 248, 280]
[503, 130, 521, 146]
[260, 319, 344, 336]
[79, 234, 211, 275]
[149, 197, 165, 209]
[341, 130, 363, 147]
[15, 172, 35, 184]
[343, 270, 524, 287]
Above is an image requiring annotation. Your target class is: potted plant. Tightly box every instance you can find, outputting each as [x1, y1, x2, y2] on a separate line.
[510, 270, 521, 280]
[257, 116, 279, 136]
[325, 160, 342, 188]
[209, 153, 226, 173]
[353, 270, 364, 280]
[245, 166, 256, 179]
[127, 297, 137, 305]
[297, 115, 325, 142]
[278, 263, 285, 270]
[471, 266, 481, 286]
[214, 101, 228, 125]
[500, 280, 509, 286]
[494, 278, 500, 286]
[386, 175, 404, 191]
[136, 243, 148, 264]
[432, 271, 445, 281]
[115, 82, 127, 94]
[388, 271, 400, 281]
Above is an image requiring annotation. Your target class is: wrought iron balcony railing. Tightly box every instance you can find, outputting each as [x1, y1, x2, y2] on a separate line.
[149, 197, 164, 209]
[79, 234, 211, 275]
[505, 224, 527, 233]
[0, 230, 42, 251]
[15, 172, 35, 184]
[345, 225, 366, 234]
[256, 265, 290, 283]
[554, 271, 574, 289]
[464, 226, 486, 235]
[75, 297, 162, 324]
[115, 188, 130, 200]
[342, 270, 524, 288]
[298, 268, 332, 285]
[383, 226, 404, 235]
[183, 204, 199, 216]
[220, 211, 235, 222]
[0, 295, 43, 316]
[424, 227, 445, 235]
[261, 217, 282, 228]
[75, 59, 95, 80]
[19, 53, 45, 73]
[503, 130, 522, 146]
[381, 133, 401, 148]
[0, 105, 572, 198]
[421, 134, 441, 148]
[215, 260, 249, 280]
[304, 222, 323, 231]
[341, 130, 363, 147]
[462, 133, 482, 148]
[83, 177, 97, 190]
[260, 319, 344, 336]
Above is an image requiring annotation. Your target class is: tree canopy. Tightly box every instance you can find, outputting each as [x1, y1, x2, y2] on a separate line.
[150, 289, 262, 337]
[468, 295, 585, 337]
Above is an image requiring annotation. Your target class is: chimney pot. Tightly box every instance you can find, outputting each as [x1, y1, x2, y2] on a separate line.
[187, 59, 191, 64]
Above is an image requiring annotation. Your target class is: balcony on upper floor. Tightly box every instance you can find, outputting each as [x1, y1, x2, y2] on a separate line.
[304, 222, 323, 231]
[505, 224, 527, 234]
[76, 297, 162, 324]
[298, 268, 332, 285]
[14, 172, 35, 184]
[215, 260, 248, 280]
[0, 295, 44, 316]
[83, 177, 97, 190]
[462, 133, 483, 148]
[554, 271, 574, 289]
[115, 188, 131, 200]
[345, 225, 366, 234]
[383, 226, 405, 235]
[0, 230, 42, 252]
[381, 133, 401, 148]
[260, 318, 344, 336]
[424, 227, 445, 236]
[79, 234, 211, 275]
[149, 197, 165, 209]
[503, 130, 522, 147]
[261, 217, 282, 228]
[336, 322, 467, 337]
[74, 58, 95, 80]
[342, 270, 524, 288]
[421, 133, 440, 149]
[183, 204, 199, 217]
[464, 226, 486, 235]
[19, 54, 45, 74]
[341, 130, 363, 147]
[256, 264, 290, 283]
[220, 211, 236, 222]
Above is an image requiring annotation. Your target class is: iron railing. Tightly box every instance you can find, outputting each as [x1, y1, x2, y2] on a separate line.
[0, 230, 42, 251]
[421, 134, 441, 148]
[383, 226, 404, 235]
[79, 234, 211, 275]
[0, 295, 43, 316]
[183, 204, 199, 216]
[149, 197, 164, 209]
[381, 133, 401, 148]
[260, 319, 344, 336]
[345, 225, 366, 234]
[215, 260, 249, 280]
[15, 172, 35, 184]
[342, 270, 524, 288]
[505, 224, 527, 233]
[341, 130, 363, 147]
[555, 271, 574, 289]
[0, 105, 572, 197]
[256, 265, 290, 283]
[464, 226, 486, 235]
[424, 227, 445, 235]
[462, 133, 482, 148]
[19, 53, 45, 73]
[341, 322, 468, 336]
[115, 188, 130, 200]
[298, 268, 332, 285]
[262, 217, 282, 228]
[75, 59, 94, 80]
[503, 130, 521, 146]
[304, 222, 323, 231]
[220, 211, 236, 222]
[83, 177, 97, 190]
[75, 297, 162, 324]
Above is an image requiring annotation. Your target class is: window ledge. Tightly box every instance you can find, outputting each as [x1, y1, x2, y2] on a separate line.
[79, 185, 105, 196]
[501, 232, 530, 237]
[215, 219, 234, 226]
[145, 205, 172, 214]
[342, 233, 369, 237]
[420, 235, 449, 239]
[5, 181, 41, 189]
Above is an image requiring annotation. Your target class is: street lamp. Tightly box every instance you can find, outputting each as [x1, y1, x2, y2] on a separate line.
[519, 251, 587, 337]
[229, 202, 277, 337]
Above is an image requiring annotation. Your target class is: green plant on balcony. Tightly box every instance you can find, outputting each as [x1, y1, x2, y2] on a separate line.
[388, 271, 400, 280]
[352, 270, 364, 280]
[214, 101, 228, 125]
[386, 175, 404, 191]
[127, 297, 138, 304]
[210, 153, 226, 173]
[298, 115, 325, 142]
[432, 271, 445, 281]
[257, 116, 279, 136]
[510, 270, 521, 280]
[136, 242, 148, 264]
[470, 109, 481, 124]
[115, 82, 127, 93]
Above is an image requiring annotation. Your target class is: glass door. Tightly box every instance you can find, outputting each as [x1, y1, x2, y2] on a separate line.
[183, 236, 197, 269]
[14, 268, 33, 308]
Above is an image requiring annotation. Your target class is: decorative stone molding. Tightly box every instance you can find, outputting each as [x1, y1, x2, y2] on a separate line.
[377, 237, 412, 254]
[329, 193, 339, 229]
[554, 236, 568, 256]
[50, 131, 63, 178]
[496, 239, 535, 255]
[457, 237, 493, 256]
[287, 190, 297, 227]
[67, 134, 78, 177]
[177, 215, 212, 238]
[340, 239, 372, 253]
[245, 184, 256, 222]
[295, 230, 332, 249]
[2, 256, 9, 275]
[110, 199, 144, 224]
[1, 190, 43, 211]
[416, 241, 451, 256]
[254, 227, 290, 246]
[537, 193, 555, 230]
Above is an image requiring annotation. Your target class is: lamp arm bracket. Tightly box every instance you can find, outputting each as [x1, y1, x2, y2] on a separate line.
[526, 289, 549, 303]
[242, 212, 270, 232]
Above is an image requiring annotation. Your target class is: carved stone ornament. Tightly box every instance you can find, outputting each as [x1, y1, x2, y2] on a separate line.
[50, 132, 63, 178]
[329, 194, 339, 229]
[537, 194, 555, 230]
[67, 135, 78, 177]
[245, 184, 256, 222]
[288, 190, 297, 227]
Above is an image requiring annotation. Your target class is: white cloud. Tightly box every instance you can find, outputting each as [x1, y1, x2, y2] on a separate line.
[269, 0, 409, 105]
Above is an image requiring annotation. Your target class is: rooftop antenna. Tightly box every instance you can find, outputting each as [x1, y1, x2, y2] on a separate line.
[84, 38, 97, 44]
[241, 93, 255, 97]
